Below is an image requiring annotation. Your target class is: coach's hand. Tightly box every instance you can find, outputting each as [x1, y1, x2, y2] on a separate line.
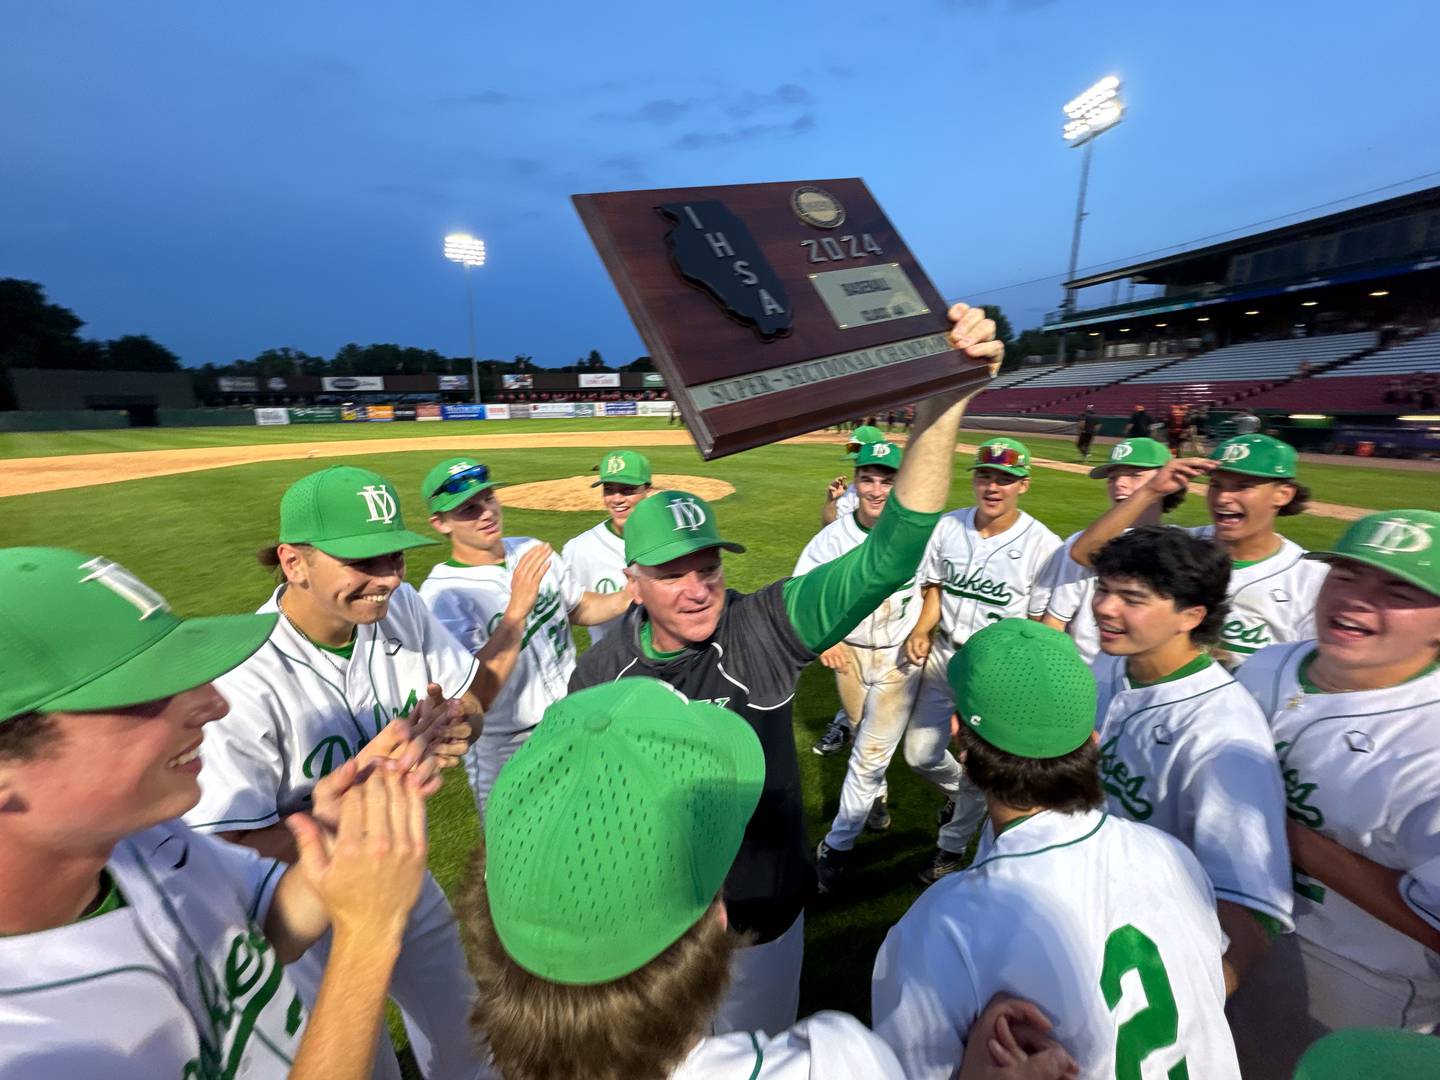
[905, 627, 933, 668]
[948, 303, 1004, 382]
[819, 643, 850, 675]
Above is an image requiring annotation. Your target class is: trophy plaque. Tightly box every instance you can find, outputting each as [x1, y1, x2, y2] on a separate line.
[572, 178, 991, 459]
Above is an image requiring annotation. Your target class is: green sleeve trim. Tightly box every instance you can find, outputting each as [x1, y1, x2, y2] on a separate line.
[781, 493, 941, 653]
[1249, 909, 1285, 938]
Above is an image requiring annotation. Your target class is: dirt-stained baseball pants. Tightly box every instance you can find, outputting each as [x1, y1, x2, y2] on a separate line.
[907, 641, 988, 854]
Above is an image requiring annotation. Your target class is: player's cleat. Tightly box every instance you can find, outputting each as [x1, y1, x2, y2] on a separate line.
[916, 847, 968, 886]
[936, 797, 955, 829]
[865, 794, 892, 833]
[811, 717, 852, 756]
[815, 840, 853, 893]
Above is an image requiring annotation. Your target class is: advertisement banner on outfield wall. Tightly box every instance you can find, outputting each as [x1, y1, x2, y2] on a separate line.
[508, 403, 532, 418]
[417, 404, 443, 421]
[289, 407, 342, 424]
[531, 403, 576, 419]
[220, 377, 259, 393]
[254, 408, 290, 426]
[323, 376, 385, 392]
[642, 373, 664, 387]
[603, 401, 638, 417]
[637, 401, 673, 417]
[393, 406, 417, 421]
[341, 406, 361, 422]
[578, 373, 620, 388]
[366, 405, 395, 422]
[443, 404, 487, 420]
[572, 402, 597, 417]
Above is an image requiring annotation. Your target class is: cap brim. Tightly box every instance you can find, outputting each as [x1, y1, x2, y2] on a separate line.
[313, 530, 439, 559]
[42, 613, 278, 713]
[589, 475, 650, 488]
[1303, 551, 1440, 599]
[1088, 462, 1160, 479]
[628, 538, 746, 567]
[1210, 465, 1296, 480]
[428, 482, 498, 514]
[968, 463, 1030, 477]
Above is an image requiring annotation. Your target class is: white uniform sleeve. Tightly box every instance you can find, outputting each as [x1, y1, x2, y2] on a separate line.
[1180, 723, 1296, 928]
[422, 580, 490, 654]
[793, 530, 831, 577]
[835, 485, 859, 518]
[871, 900, 981, 1080]
[767, 1012, 906, 1079]
[554, 548, 586, 613]
[189, 827, 289, 925]
[0, 1047, 169, 1079]
[1028, 543, 1068, 618]
[920, 520, 949, 587]
[1396, 795, 1440, 934]
[186, 665, 288, 833]
[412, 585, 482, 697]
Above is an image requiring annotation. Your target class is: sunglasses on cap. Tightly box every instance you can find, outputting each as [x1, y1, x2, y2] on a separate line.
[976, 445, 1024, 467]
[433, 464, 490, 495]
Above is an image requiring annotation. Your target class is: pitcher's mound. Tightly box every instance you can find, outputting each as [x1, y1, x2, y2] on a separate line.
[500, 474, 736, 512]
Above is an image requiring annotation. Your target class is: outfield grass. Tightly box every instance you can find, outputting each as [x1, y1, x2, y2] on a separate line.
[5, 428, 1359, 1041]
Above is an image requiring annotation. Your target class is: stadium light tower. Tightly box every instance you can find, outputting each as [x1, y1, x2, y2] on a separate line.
[1057, 75, 1124, 365]
[443, 232, 487, 404]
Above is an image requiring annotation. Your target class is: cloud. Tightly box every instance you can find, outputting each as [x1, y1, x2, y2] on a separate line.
[724, 83, 812, 119]
[672, 113, 816, 151]
[599, 153, 649, 183]
[595, 96, 707, 125]
[435, 90, 513, 107]
[505, 157, 545, 179]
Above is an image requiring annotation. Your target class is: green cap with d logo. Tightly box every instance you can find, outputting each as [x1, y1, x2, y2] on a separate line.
[854, 440, 903, 470]
[1088, 437, 1171, 479]
[0, 548, 276, 722]
[590, 449, 652, 488]
[1209, 433, 1297, 479]
[947, 619, 1096, 758]
[969, 436, 1032, 478]
[622, 490, 746, 567]
[280, 466, 436, 559]
[485, 678, 765, 984]
[1304, 509, 1440, 598]
[844, 424, 886, 459]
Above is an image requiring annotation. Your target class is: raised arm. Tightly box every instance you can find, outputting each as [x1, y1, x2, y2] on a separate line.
[1069, 457, 1214, 568]
[570, 588, 633, 627]
[466, 543, 551, 709]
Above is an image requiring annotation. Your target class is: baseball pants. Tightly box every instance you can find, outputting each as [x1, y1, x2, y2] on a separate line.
[464, 727, 534, 819]
[711, 912, 805, 1039]
[908, 641, 987, 854]
[823, 643, 927, 851]
[286, 871, 495, 1080]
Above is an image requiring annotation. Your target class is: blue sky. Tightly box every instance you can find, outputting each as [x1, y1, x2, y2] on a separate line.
[5, 1, 1438, 367]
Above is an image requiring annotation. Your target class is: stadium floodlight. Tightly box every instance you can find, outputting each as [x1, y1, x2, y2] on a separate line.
[443, 233, 487, 404]
[1057, 76, 1125, 367]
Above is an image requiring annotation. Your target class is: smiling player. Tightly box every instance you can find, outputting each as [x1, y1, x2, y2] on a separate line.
[905, 437, 1061, 883]
[1226, 510, 1440, 1077]
[1070, 433, 1326, 662]
[563, 450, 653, 646]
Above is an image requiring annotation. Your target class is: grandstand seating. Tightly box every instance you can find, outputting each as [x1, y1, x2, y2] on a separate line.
[1126, 332, 1376, 383]
[1017, 356, 1181, 388]
[1243, 330, 1440, 411]
[986, 365, 1060, 389]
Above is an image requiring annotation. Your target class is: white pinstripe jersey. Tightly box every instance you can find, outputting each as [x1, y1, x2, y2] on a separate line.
[561, 520, 627, 645]
[794, 513, 921, 648]
[1187, 527, 1328, 656]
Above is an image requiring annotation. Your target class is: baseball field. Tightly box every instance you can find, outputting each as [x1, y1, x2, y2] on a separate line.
[4, 418, 1432, 1065]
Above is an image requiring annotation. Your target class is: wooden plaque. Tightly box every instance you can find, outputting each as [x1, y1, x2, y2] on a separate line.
[573, 178, 991, 459]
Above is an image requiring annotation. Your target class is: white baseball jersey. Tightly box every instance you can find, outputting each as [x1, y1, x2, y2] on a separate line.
[419, 538, 585, 737]
[0, 820, 302, 1079]
[186, 582, 479, 831]
[794, 514, 921, 648]
[834, 484, 858, 519]
[872, 809, 1239, 1080]
[1092, 652, 1294, 926]
[1187, 527, 1328, 656]
[562, 520, 627, 645]
[1030, 531, 1102, 662]
[922, 508, 1061, 646]
[1239, 643, 1440, 1017]
[672, 1012, 903, 1079]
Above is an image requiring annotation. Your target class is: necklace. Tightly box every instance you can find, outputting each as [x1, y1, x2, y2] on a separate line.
[279, 588, 355, 652]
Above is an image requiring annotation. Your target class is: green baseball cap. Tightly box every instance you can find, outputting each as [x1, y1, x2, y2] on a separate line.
[590, 449, 652, 488]
[854, 440, 904, 471]
[484, 678, 765, 985]
[422, 457, 498, 514]
[969, 437, 1032, 478]
[1304, 509, 1440, 598]
[844, 424, 886, 458]
[280, 466, 437, 559]
[948, 620, 1097, 759]
[1294, 1028, 1440, 1079]
[1209, 433, 1298, 479]
[623, 490, 745, 567]
[1088, 437, 1172, 479]
[0, 548, 276, 722]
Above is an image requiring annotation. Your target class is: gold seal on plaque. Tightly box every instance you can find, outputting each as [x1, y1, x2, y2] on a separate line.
[791, 186, 846, 229]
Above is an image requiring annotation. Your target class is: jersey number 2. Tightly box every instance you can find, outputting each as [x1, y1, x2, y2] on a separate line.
[1100, 925, 1188, 1080]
